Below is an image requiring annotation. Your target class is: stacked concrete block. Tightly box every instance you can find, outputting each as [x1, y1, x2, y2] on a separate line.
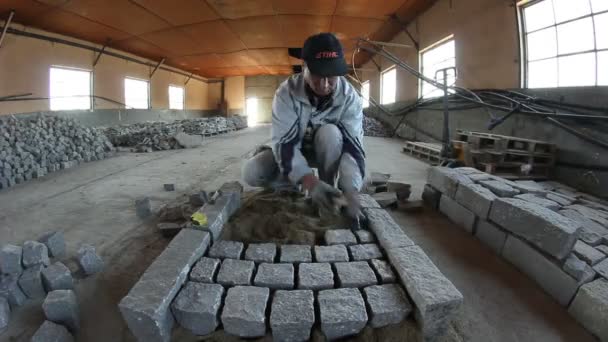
[314, 245, 349, 263]
[547, 192, 575, 206]
[324, 229, 357, 246]
[479, 180, 520, 197]
[349, 244, 383, 261]
[502, 236, 578, 306]
[0, 244, 22, 275]
[364, 207, 415, 249]
[565, 205, 608, 226]
[364, 284, 412, 328]
[41, 262, 73, 291]
[42, 289, 79, 331]
[568, 278, 608, 341]
[254, 263, 294, 289]
[335, 261, 378, 288]
[31, 320, 74, 342]
[76, 244, 104, 275]
[355, 230, 375, 243]
[196, 193, 240, 242]
[560, 209, 608, 246]
[514, 193, 560, 211]
[427, 166, 473, 198]
[489, 198, 580, 260]
[118, 229, 210, 342]
[455, 183, 497, 219]
[387, 245, 463, 339]
[318, 288, 368, 339]
[244, 243, 276, 263]
[594, 258, 608, 279]
[0, 274, 27, 307]
[439, 195, 477, 233]
[422, 184, 442, 209]
[221, 286, 269, 338]
[280, 245, 312, 263]
[18, 264, 46, 299]
[563, 254, 596, 283]
[297, 263, 334, 290]
[38, 231, 66, 258]
[216, 259, 255, 286]
[189, 257, 220, 283]
[171, 282, 223, 336]
[0, 297, 8, 332]
[22, 241, 50, 267]
[370, 259, 396, 283]
[358, 193, 381, 209]
[573, 240, 606, 266]
[208, 241, 244, 260]
[270, 290, 315, 342]
[596, 245, 608, 255]
[474, 220, 508, 255]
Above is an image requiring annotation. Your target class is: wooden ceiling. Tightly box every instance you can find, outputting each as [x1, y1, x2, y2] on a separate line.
[0, 0, 434, 78]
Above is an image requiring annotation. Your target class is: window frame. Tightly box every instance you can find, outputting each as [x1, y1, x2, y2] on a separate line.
[361, 81, 370, 108]
[168, 85, 185, 110]
[419, 35, 456, 99]
[380, 66, 397, 105]
[518, 0, 608, 88]
[124, 77, 150, 109]
[49, 65, 93, 111]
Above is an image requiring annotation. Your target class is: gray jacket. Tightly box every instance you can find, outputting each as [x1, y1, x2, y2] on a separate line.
[271, 73, 365, 186]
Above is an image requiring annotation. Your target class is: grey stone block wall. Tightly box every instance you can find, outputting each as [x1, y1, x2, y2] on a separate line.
[439, 195, 477, 233]
[364, 284, 412, 328]
[474, 220, 507, 255]
[270, 290, 315, 342]
[568, 278, 608, 341]
[455, 183, 497, 219]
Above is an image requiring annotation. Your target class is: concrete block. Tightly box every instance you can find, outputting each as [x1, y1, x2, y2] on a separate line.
[221, 286, 269, 338]
[560, 209, 608, 246]
[370, 259, 396, 283]
[297, 263, 334, 290]
[38, 231, 66, 258]
[325, 229, 357, 246]
[370, 172, 390, 185]
[0, 244, 22, 275]
[594, 258, 608, 279]
[0, 297, 8, 332]
[77, 244, 104, 275]
[387, 245, 463, 339]
[189, 257, 220, 283]
[358, 193, 381, 208]
[22, 240, 50, 268]
[355, 230, 375, 243]
[455, 183, 497, 219]
[468, 173, 494, 182]
[514, 194, 560, 211]
[171, 282, 223, 336]
[474, 220, 507, 255]
[335, 261, 378, 288]
[18, 264, 46, 299]
[363, 207, 415, 249]
[118, 229, 210, 342]
[0, 274, 27, 308]
[596, 245, 608, 255]
[439, 194, 477, 233]
[318, 288, 368, 340]
[568, 278, 608, 341]
[280, 245, 312, 263]
[387, 182, 412, 201]
[573, 240, 606, 266]
[364, 284, 412, 328]
[479, 180, 520, 197]
[41, 262, 73, 291]
[208, 240, 244, 260]
[43, 289, 79, 331]
[31, 321, 74, 342]
[349, 244, 383, 261]
[565, 204, 608, 226]
[244, 243, 276, 263]
[422, 184, 441, 209]
[314, 245, 349, 263]
[547, 192, 575, 206]
[502, 235, 578, 306]
[427, 167, 473, 198]
[371, 192, 398, 208]
[270, 290, 315, 342]
[254, 263, 294, 289]
[216, 259, 255, 286]
[135, 197, 152, 219]
[196, 191, 240, 241]
[563, 254, 596, 284]
[489, 198, 579, 260]
[158, 222, 182, 238]
[163, 184, 175, 191]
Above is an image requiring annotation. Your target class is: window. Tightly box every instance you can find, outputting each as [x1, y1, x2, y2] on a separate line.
[49, 67, 91, 110]
[521, 0, 608, 88]
[124, 78, 149, 109]
[168, 85, 185, 110]
[420, 36, 456, 98]
[361, 81, 370, 108]
[246, 97, 258, 127]
[380, 67, 396, 104]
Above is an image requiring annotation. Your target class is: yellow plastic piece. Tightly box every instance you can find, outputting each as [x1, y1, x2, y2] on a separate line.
[191, 212, 208, 226]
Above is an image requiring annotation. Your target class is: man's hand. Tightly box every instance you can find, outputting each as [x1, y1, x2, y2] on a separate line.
[303, 174, 343, 212]
[343, 191, 362, 219]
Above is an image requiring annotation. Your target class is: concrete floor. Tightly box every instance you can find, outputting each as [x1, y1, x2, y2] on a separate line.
[0, 125, 596, 341]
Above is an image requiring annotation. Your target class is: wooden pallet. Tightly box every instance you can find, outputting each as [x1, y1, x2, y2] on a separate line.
[402, 141, 442, 165]
[477, 161, 550, 179]
[456, 130, 556, 155]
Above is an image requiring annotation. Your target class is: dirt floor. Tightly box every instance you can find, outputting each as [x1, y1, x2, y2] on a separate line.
[0, 125, 597, 342]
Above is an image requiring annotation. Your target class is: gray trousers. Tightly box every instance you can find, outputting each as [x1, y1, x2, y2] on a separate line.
[242, 124, 363, 192]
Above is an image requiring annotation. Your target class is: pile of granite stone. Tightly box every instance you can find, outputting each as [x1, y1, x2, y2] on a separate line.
[0, 232, 104, 340]
[103, 116, 247, 153]
[0, 115, 114, 190]
[363, 115, 392, 137]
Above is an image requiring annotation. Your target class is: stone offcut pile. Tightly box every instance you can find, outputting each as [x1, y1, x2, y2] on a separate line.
[363, 115, 392, 137]
[103, 116, 247, 152]
[0, 115, 114, 190]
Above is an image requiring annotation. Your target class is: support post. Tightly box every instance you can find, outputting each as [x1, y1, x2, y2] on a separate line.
[150, 58, 165, 78]
[0, 10, 15, 49]
[390, 14, 419, 51]
[93, 39, 111, 67]
[184, 73, 193, 85]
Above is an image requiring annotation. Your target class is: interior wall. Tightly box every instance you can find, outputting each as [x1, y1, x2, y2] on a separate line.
[0, 22, 221, 115]
[224, 76, 245, 116]
[245, 75, 289, 124]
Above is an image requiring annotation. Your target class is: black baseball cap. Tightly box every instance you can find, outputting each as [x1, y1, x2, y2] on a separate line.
[302, 33, 348, 77]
